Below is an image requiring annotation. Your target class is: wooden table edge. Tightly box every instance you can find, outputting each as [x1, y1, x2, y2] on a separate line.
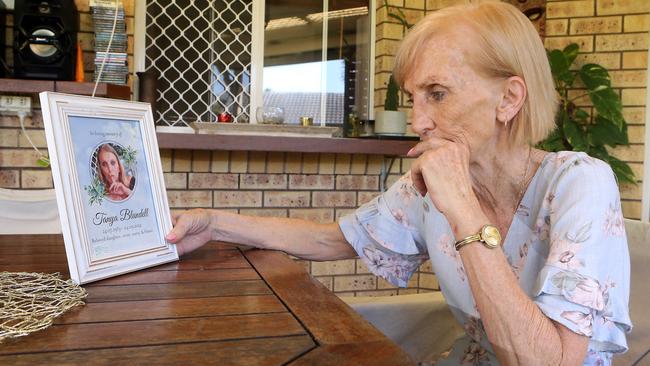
[242, 248, 415, 365]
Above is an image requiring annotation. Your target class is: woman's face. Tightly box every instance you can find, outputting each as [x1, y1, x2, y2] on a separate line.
[402, 28, 504, 157]
[99, 150, 120, 185]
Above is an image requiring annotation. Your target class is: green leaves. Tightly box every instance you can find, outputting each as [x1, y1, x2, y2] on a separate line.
[562, 117, 587, 151]
[385, 74, 400, 111]
[588, 116, 628, 147]
[579, 63, 611, 89]
[548, 44, 578, 88]
[538, 43, 635, 185]
[537, 127, 566, 152]
[607, 155, 636, 185]
[579, 64, 624, 129]
[36, 156, 50, 168]
[119, 145, 137, 171]
[563, 43, 580, 66]
[384, 0, 413, 29]
[387, 9, 411, 29]
[84, 175, 107, 206]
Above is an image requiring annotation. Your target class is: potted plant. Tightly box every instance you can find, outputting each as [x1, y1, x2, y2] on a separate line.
[375, 74, 407, 135]
[539, 43, 635, 184]
[373, 1, 412, 136]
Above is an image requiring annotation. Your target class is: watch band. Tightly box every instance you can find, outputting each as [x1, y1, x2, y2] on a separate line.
[454, 233, 482, 251]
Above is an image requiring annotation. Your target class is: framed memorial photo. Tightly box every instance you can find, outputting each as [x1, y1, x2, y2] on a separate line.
[40, 92, 178, 284]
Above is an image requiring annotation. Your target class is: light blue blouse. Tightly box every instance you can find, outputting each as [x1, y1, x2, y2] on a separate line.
[339, 151, 632, 365]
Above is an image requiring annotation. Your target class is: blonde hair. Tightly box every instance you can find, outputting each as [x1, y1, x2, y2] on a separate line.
[393, 1, 558, 145]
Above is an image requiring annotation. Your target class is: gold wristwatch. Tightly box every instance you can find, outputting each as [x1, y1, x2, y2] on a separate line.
[454, 225, 502, 251]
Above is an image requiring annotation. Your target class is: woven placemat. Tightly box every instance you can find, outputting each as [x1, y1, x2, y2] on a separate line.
[0, 272, 87, 342]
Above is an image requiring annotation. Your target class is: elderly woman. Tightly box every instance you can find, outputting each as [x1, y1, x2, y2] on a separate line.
[167, 2, 631, 364]
[97, 143, 135, 201]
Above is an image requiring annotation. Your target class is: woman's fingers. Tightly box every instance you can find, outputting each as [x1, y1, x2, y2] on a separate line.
[165, 214, 191, 242]
[109, 182, 126, 194]
[171, 211, 183, 226]
[408, 137, 449, 196]
[165, 210, 213, 257]
[409, 158, 428, 196]
[406, 137, 447, 157]
[408, 136, 476, 219]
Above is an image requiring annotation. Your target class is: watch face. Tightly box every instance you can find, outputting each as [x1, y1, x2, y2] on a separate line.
[482, 225, 501, 248]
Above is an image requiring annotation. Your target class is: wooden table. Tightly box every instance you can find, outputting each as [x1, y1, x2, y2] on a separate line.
[0, 235, 413, 365]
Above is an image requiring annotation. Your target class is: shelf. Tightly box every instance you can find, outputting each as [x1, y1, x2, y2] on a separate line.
[156, 132, 417, 156]
[0, 78, 131, 100]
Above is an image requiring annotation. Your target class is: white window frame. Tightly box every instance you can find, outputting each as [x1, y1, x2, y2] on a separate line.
[249, 0, 265, 125]
[134, 0, 375, 126]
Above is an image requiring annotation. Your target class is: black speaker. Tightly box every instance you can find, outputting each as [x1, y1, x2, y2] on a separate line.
[13, 0, 78, 80]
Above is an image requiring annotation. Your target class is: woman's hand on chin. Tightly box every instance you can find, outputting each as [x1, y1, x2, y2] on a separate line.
[407, 136, 480, 223]
[165, 209, 215, 256]
[109, 181, 131, 197]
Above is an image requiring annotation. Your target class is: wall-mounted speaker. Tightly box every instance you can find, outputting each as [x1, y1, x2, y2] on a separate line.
[13, 0, 78, 80]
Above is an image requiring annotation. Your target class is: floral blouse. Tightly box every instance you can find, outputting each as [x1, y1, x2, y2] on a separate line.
[339, 151, 632, 365]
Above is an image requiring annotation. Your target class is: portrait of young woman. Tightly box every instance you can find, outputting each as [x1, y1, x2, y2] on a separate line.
[95, 143, 135, 202]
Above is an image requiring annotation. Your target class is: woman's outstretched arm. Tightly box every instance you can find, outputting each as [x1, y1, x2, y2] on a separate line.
[166, 209, 357, 261]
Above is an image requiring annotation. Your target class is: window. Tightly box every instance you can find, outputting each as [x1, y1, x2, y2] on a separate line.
[261, 0, 372, 125]
[138, 0, 253, 125]
[134, 0, 374, 127]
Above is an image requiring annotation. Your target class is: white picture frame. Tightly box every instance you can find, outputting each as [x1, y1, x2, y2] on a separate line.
[40, 92, 178, 284]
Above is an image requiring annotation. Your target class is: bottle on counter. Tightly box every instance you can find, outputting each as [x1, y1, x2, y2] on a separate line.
[346, 108, 360, 138]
